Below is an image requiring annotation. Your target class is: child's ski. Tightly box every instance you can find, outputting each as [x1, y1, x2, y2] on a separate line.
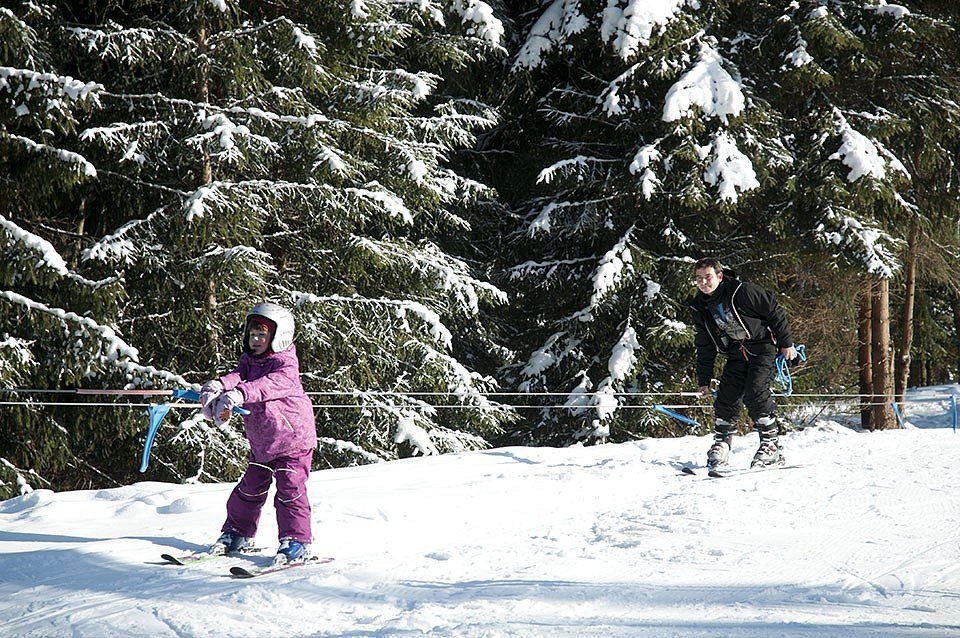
[229, 555, 333, 578]
[161, 548, 262, 566]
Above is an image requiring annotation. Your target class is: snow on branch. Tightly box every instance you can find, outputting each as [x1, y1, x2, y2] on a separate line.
[196, 244, 278, 288]
[537, 155, 606, 185]
[815, 205, 901, 277]
[507, 256, 596, 282]
[575, 226, 635, 321]
[628, 139, 663, 199]
[296, 292, 453, 350]
[82, 208, 165, 266]
[0, 215, 115, 288]
[785, 33, 814, 68]
[418, 241, 508, 311]
[345, 185, 413, 224]
[0, 66, 102, 107]
[566, 320, 669, 438]
[3, 133, 96, 177]
[512, 0, 588, 71]
[318, 436, 385, 463]
[703, 132, 759, 203]
[561, 373, 617, 439]
[64, 25, 192, 63]
[188, 111, 280, 165]
[450, 0, 506, 49]
[519, 331, 579, 385]
[183, 183, 227, 221]
[662, 40, 745, 125]
[80, 121, 167, 166]
[600, 0, 687, 60]
[349, 236, 507, 314]
[866, 2, 910, 20]
[0, 289, 141, 363]
[607, 323, 640, 382]
[828, 110, 910, 183]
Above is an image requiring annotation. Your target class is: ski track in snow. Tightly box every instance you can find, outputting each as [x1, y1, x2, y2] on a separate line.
[3, 387, 960, 636]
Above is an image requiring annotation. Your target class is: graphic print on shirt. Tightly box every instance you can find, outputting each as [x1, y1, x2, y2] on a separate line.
[710, 301, 748, 342]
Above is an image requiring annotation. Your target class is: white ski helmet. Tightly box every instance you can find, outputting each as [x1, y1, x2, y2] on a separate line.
[245, 302, 295, 353]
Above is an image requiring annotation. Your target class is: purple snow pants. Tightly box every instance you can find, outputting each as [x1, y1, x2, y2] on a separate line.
[221, 448, 314, 543]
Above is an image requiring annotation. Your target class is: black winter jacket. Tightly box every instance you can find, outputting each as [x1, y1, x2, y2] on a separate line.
[690, 270, 793, 387]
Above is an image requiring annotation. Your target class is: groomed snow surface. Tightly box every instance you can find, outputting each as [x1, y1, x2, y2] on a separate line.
[3, 386, 960, 637]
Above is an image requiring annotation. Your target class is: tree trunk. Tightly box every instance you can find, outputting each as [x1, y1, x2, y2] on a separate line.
[858, 279, 873, 430]
[870, 277, 895, 430]
[952, 291, 960, 381]
[895, 224, 918, 406]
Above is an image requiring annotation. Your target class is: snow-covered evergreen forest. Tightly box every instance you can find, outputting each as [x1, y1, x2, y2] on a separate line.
[2, 0, 960, 499]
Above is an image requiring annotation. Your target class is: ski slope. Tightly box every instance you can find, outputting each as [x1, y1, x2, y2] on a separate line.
[3, 386, 960, 637]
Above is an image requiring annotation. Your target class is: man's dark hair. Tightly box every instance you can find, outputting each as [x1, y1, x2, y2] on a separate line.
[694, 257, 723, 272]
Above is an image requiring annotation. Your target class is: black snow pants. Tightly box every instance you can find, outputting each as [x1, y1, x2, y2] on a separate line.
[713, 344, 778, 435]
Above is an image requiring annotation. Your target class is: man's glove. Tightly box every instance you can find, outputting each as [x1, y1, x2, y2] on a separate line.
[199, 380, 224, 420]
[213, 389, 244, 426]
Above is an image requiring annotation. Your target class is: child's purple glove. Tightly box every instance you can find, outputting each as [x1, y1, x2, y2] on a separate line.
[213, 389, 244, 426]
[199, 380, 223, 420]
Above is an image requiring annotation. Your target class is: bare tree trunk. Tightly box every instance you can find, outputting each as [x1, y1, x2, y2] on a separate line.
[895, 224, 918, 406]
[952, 291, 960, 381]
[870, 277, 895, 430]
[858, 279, 873, 430]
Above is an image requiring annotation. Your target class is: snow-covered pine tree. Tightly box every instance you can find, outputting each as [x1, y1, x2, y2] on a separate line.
[494, 0, 794, 444]
[0, 0, 512, 497]
[755, 1, 960, 427]
[493, 0, 960, 443]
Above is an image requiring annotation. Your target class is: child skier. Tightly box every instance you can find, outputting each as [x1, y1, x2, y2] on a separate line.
[199, 302, 317, 565]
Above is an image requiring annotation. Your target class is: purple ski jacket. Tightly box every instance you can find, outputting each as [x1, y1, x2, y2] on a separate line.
[218, 344, 317, 462]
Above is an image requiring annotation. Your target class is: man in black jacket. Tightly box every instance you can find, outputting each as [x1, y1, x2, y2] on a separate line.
[690, 257, 798, 469]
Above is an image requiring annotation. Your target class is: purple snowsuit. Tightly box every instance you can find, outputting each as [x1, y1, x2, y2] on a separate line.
[218, 344, 317, 543]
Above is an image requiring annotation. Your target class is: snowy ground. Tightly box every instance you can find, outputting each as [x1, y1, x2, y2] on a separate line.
[3, 387, 960, 637]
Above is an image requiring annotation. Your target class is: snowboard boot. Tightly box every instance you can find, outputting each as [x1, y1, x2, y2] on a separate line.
[274, 538, 310, 565]
[210, 531, 254, 555]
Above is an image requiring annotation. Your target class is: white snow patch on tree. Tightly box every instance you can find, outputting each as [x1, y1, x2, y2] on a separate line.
[828, 112, 909, 183]
[183, 184, 225, 221]
[628, 140, 662, 199]
[868, 1, 910, 19]
[512, 0, 589, 71]
[537, 155, 593, 185]
[600, 0, 686, 60]
[703, 132, 759, 202]
[346, 187, 414, 225]
[662, 41, 744, 125]
[292, 27, 318, 56]
[786, 36, 814, 67]
[0, 215, 69, 276]
[394, 413, 440, 456]
[607, 324, 639, 381]
[451, 0, 505, 48]
[816, 207, 900, 278]
[528, 202, 557, 237]
[8, 133, 96, 177]
[577, 228, 634, 321]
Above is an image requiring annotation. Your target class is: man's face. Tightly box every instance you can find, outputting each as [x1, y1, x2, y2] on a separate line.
[694, 267, 722, 296]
